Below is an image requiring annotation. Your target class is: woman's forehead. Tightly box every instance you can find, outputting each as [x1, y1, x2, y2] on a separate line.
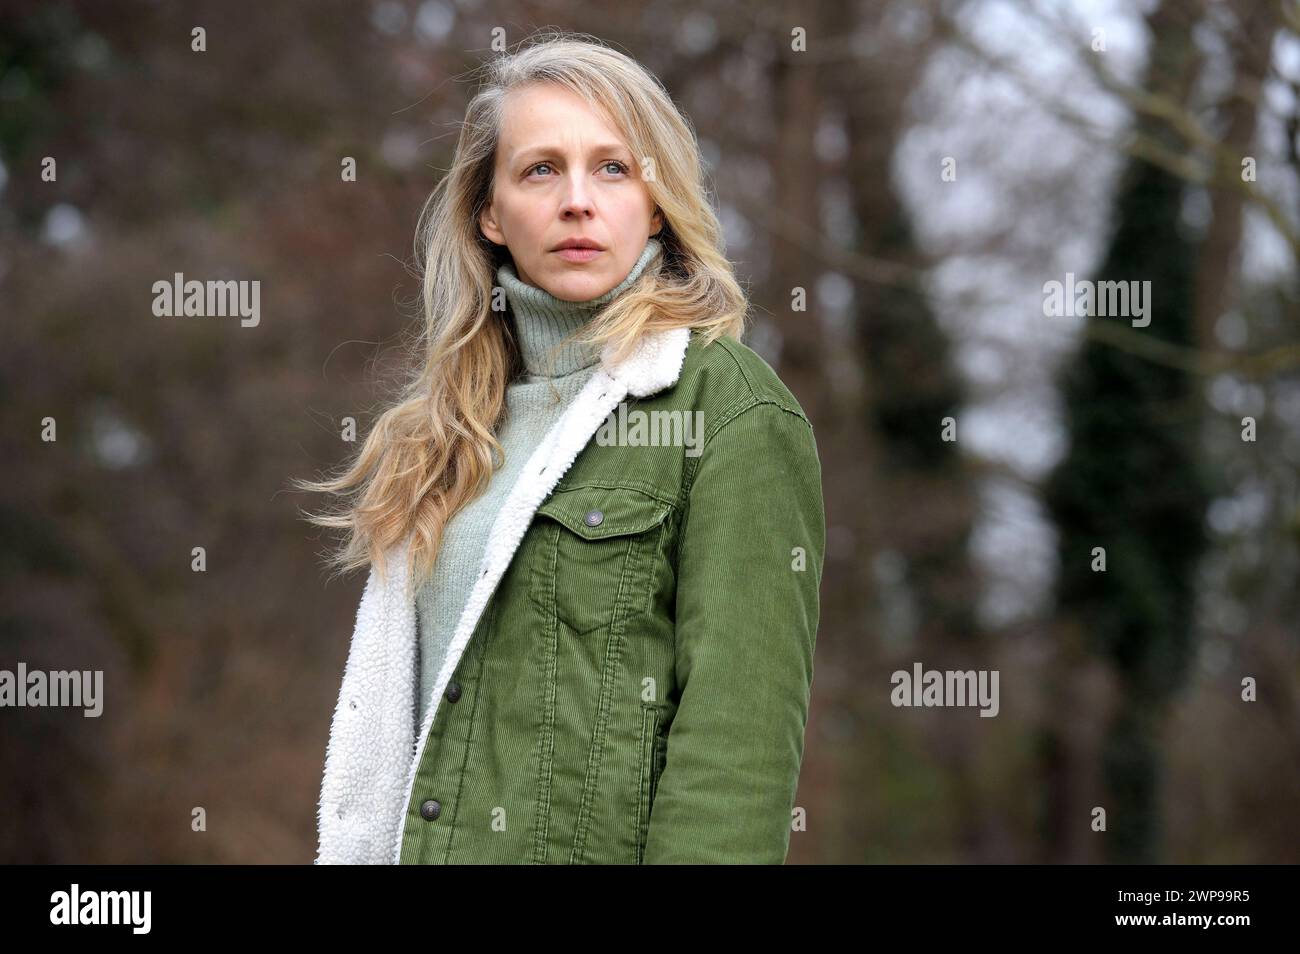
[498, 85, 625, 151]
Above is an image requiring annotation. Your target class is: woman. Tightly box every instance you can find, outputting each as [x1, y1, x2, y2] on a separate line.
[299, 32, 825, 864]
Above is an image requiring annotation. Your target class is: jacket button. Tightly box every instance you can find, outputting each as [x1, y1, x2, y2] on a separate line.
[419, 799, 441, 821]
[445, 681, 461, 703]
[584, 509, 604, 527]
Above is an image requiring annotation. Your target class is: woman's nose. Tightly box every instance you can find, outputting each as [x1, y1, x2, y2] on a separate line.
[560, 175, 594, 217]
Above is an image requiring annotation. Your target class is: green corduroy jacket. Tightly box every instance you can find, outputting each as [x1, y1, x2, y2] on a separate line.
[315, 325, 825, 864]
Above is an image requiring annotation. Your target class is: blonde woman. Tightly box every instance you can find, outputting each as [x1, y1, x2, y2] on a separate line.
[299, 32, 825, 864]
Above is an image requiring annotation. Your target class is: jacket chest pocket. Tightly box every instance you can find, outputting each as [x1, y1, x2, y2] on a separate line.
[529, 486, 671, 636]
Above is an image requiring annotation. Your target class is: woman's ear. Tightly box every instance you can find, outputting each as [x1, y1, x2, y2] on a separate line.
[479, 202, 505, 246]
[650, 206, 664, 237]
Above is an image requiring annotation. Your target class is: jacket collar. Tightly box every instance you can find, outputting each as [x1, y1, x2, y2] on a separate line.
[601, 324, 692, 398]
[316, 324, 691, 864]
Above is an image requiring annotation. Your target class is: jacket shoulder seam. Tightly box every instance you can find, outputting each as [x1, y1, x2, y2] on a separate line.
[707, 335, 762, 397]
[684, 398, 813, 495]
[696, 335, 811, 426]
[704, 396, 813, 447]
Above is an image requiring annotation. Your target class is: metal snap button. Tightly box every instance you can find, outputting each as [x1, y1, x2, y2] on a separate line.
[584, 509, 604, 527]
[445, 681, 462, 703]
[419, 799, 441, 821]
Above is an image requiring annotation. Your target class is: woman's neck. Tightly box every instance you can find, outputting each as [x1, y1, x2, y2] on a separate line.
[496, 237, 663, 378]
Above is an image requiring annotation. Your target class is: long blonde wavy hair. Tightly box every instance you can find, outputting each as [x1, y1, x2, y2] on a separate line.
[295, 30, 747, 592]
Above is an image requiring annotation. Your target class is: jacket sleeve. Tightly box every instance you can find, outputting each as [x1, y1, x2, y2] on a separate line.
[643, 400, 825, 863]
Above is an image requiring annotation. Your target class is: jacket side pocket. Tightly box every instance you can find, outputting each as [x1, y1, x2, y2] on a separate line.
[636, 703, 666, 864]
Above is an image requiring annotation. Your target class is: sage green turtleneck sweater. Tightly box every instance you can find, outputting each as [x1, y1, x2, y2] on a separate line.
[415, 237, 664, 725]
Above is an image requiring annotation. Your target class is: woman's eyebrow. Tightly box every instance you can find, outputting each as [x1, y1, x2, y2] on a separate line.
[512, 142, 632, 163]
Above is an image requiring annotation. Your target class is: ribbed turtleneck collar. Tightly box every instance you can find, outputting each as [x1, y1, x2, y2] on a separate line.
[497, 236, 663, 378]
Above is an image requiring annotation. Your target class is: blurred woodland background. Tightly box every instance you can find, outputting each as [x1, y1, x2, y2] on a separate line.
[2, 0, 1298, 863]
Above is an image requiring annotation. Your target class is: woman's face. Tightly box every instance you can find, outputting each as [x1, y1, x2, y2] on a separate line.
[479, 83, 663, 302]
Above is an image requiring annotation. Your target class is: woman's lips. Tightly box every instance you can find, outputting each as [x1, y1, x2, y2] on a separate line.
[554, 247, 603, 263]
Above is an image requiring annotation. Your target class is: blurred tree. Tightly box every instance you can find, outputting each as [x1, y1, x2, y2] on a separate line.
[1042, 0, 1213, 863]
[765, 0, 983, 861]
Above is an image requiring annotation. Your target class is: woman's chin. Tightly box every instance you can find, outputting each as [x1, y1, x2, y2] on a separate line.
[544, 274, 611, 302]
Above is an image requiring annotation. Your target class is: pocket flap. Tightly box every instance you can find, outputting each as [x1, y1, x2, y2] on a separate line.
[536, 486, 671, 540]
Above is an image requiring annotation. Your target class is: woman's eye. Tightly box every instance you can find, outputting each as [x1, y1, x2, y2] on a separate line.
[526, 160, 628, 178]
